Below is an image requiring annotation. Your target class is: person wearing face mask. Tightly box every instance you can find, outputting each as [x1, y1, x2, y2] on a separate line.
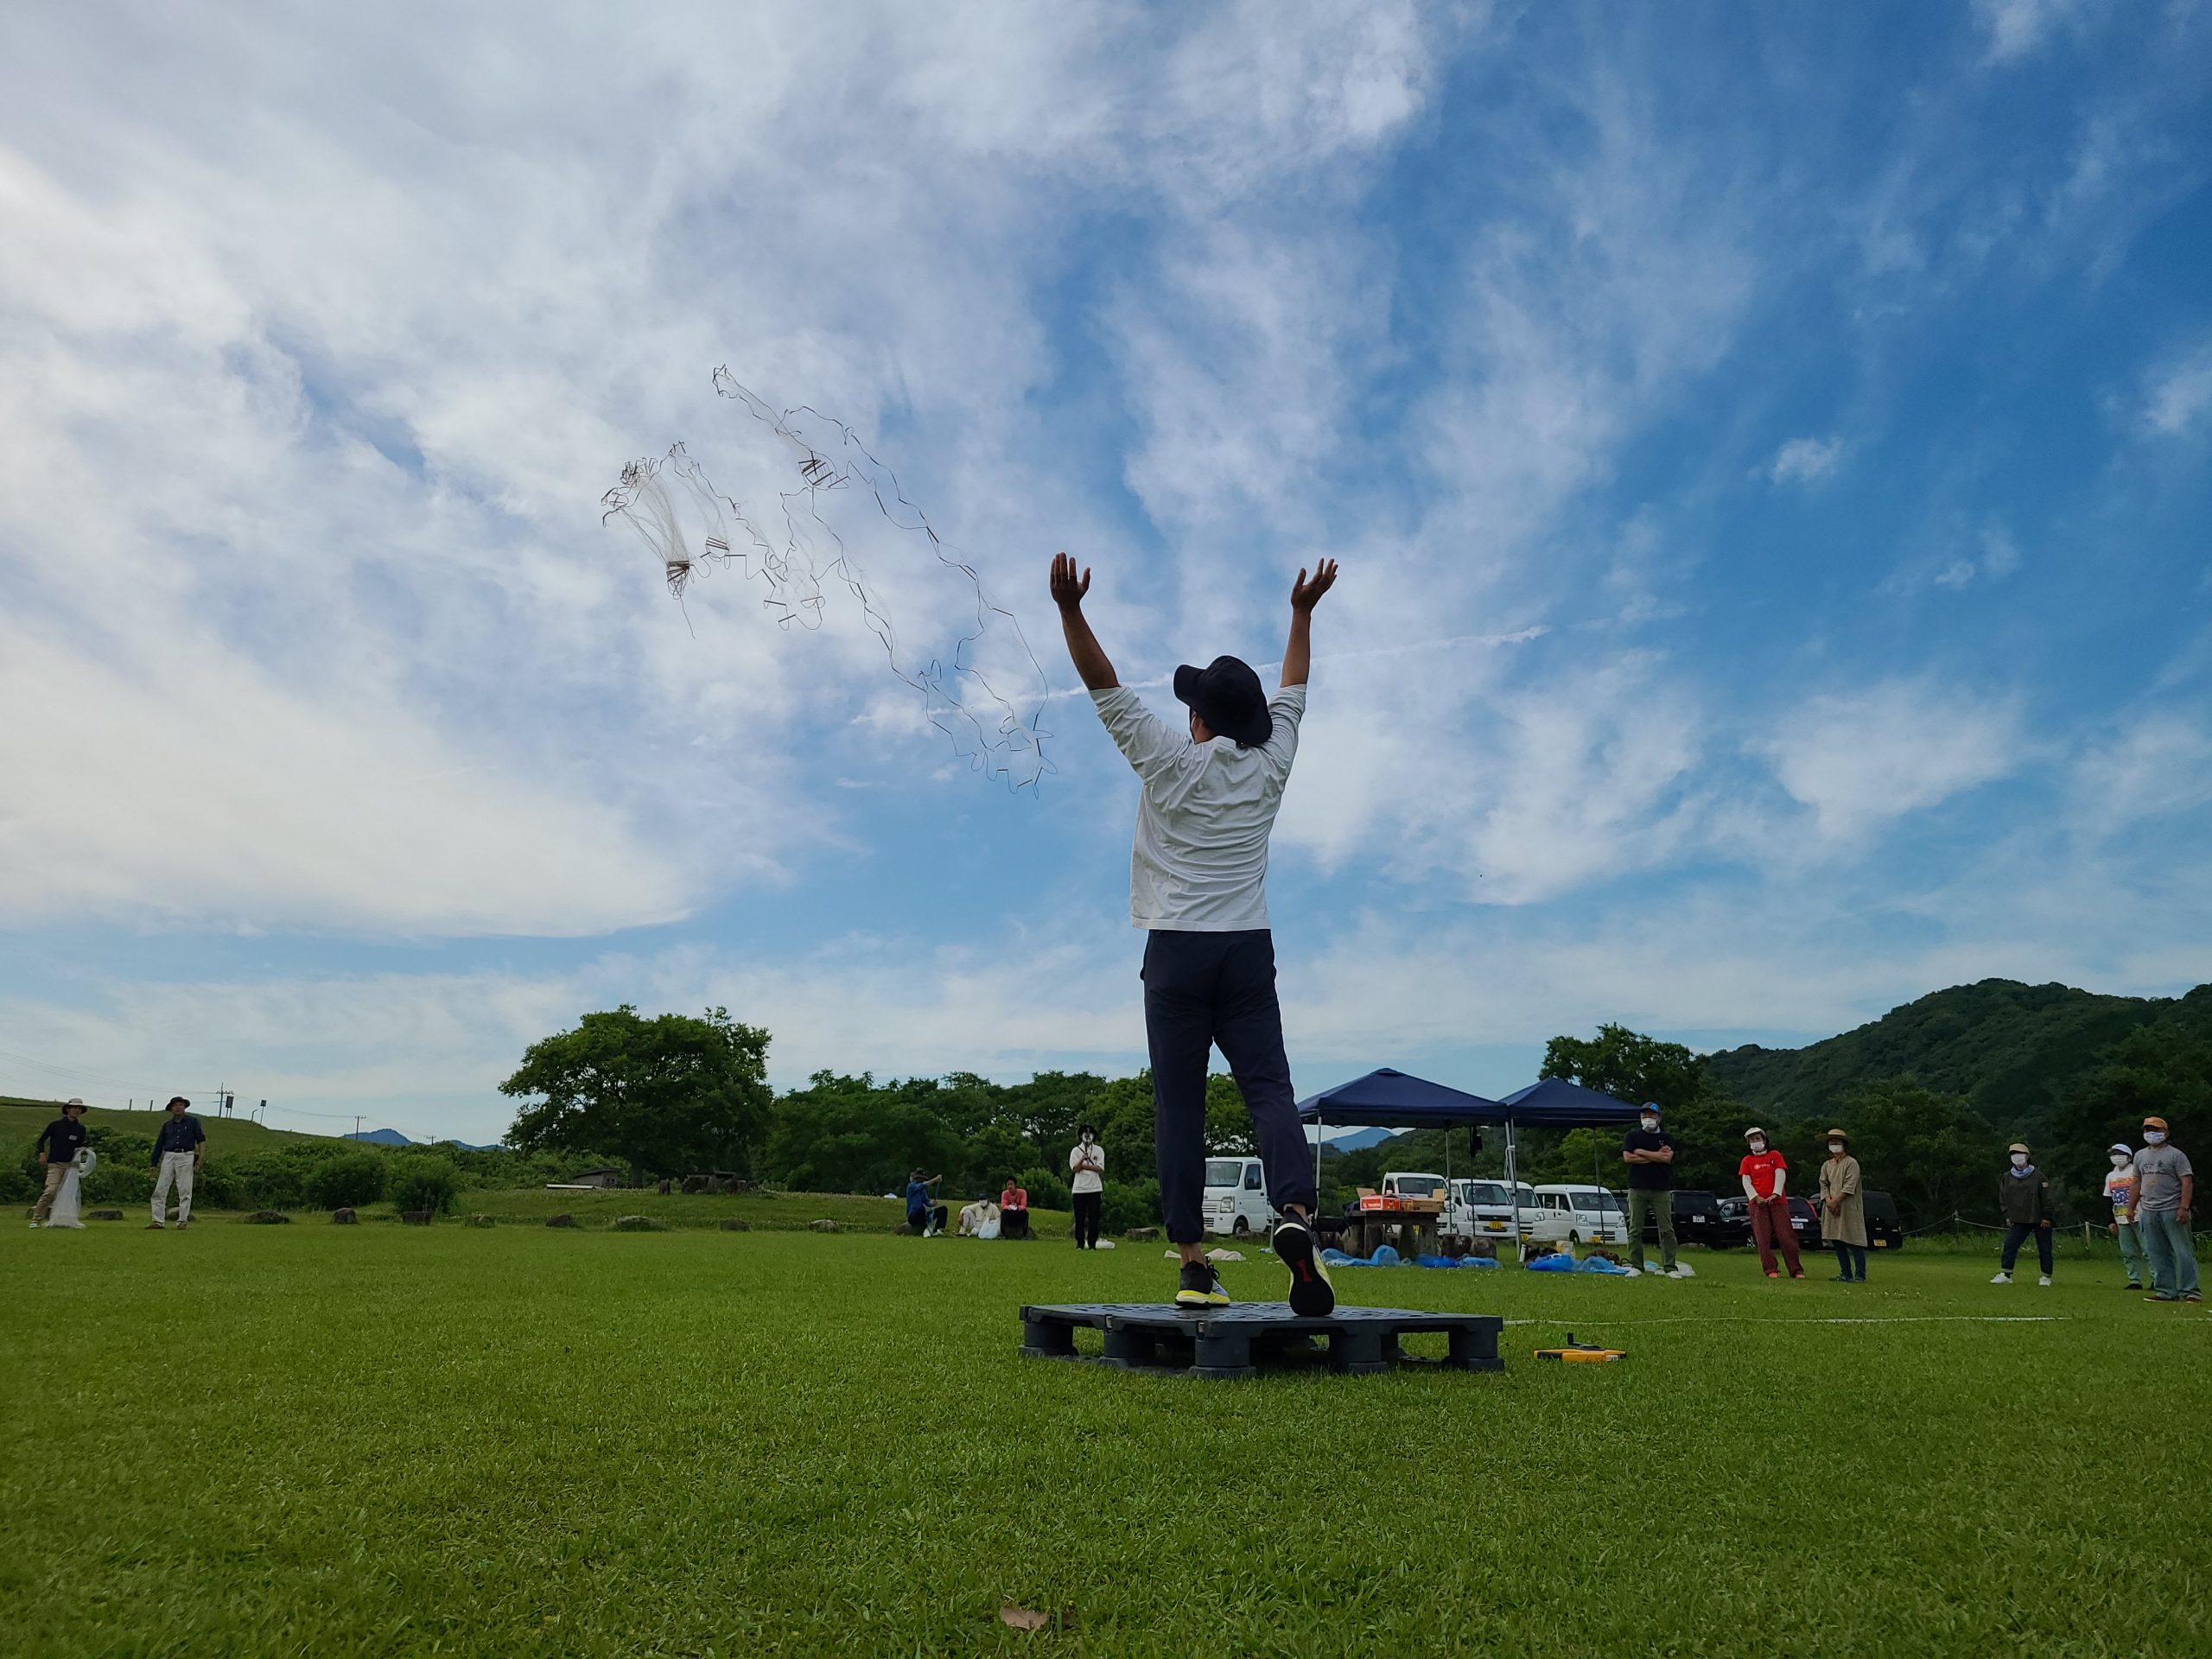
[1620, 1103, 1684, 1278]
[1992, 1142, 2054, 1286]
[1738, 1128, 1802, 1280]
[2128, 1116, 2197, 1304]
[1818, 1129, 1867, 1283]
[1067, 1125, 1106, 1251]
[2103, 1143, 2146, 1294]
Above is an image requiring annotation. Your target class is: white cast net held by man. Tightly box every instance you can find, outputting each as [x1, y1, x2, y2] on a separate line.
[604, 372, 1052, 791]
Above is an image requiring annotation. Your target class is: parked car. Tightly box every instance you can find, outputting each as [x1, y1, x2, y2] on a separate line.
[1715, 1195, 1749, 1228]
[1787, 1195, 1822, 1249]
[1202, 1157, 1279, 1237]
[1863, 1189, 1904, 1250]
[1443, 1178, 1538, 1242]
[1638, 1189, 1749, 1249]
[1529, 1184, 1630, 1247]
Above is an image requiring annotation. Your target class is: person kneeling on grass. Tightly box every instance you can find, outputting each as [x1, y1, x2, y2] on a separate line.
[1051, 550, 1338, 1314]
[1991, 1143, 2054, 1287]
[905, 1171, 946, 1238]
[1738, 1128, 1803, 1280]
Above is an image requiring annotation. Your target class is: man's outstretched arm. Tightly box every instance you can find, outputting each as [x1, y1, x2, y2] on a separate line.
[1280, 558, 1338, 687]
[1052, 552, 1117, 690]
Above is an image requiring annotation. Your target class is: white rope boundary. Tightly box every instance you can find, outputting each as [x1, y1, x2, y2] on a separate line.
[1503, 1314, 2063, 1327]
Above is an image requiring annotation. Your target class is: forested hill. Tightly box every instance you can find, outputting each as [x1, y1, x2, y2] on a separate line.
[1704, 978, 2212, 1134]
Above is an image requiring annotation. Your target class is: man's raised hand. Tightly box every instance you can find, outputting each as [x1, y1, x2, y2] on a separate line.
[1290, 558, 1338, 614]
[1050, 552, 1091, 611]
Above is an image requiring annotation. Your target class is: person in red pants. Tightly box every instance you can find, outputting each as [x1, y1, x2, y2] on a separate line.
[1739, 1127, 1803, 1279]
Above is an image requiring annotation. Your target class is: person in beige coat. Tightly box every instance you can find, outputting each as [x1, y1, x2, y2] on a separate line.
[1819, 1128, 1868, 1283]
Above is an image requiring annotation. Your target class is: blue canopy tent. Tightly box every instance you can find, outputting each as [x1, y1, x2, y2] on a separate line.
[1297, 1069, 1645, 1250]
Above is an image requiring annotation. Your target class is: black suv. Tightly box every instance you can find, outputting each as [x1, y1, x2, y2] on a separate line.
[1640, 1189, 1750, 1249]
[1863, 1189, 1904, 1250]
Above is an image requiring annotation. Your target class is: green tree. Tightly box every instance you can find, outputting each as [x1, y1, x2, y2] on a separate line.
[307, 1151, 388, 1210]
[763, 1072, 967, 1196]
[1543, 1023, 1745, 1192]
[2046, 1023, 2210, 1203]
[1834, 1077, 2005, 1230]
[501, 1005, 772, 1183]
[389, 1155, 460, 1216]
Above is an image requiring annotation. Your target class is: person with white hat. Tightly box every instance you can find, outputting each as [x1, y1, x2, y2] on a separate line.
[29, 1099, 90, 1228]
[2102, 1141, 2147, 1293]
[1738, 1127, 1802, 1280]
[1991, 1142, 2053, 1286]
[2128, 1116, 2197, 1304]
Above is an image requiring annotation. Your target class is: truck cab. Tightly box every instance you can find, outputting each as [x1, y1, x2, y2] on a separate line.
[1202, 1156, 1278, 1237]
[1444, 1178, 1538, 1241]
[1363, 1171, 1447, 1211]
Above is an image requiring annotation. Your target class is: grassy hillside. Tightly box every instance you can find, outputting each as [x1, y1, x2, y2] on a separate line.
[0, 1099, 346, 1154]
[1703, 978, 2212, 1131]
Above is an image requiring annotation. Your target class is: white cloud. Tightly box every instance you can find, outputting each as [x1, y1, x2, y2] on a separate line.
[2071, 709, 2212, 836]
[1974, 0, 2090, 64]
[1749, 681, 2025, 844]
[1766, 435, 1843, 486]
[2141, 340, 2212, 437]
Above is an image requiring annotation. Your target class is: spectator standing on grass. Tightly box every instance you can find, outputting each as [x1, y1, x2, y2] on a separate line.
[999, 1177, 1031, 1241]
[1052, 550, 1338, 1313]
[904, 1170, 945, 1238]
[1739, 1128, 1803, 1280]
[1068, 1125, 1105, 1250]
[2129, 1116, 2198, 1305]
[1991, 1142, 2054, 1287]
[29, 1099, 90, 1229]
[1819, 1129, 1868, 1283]
[2104, 1143, 2147, 1293]
[1620, 1103, 1683, 1279]
[149, 1096, 206, 1230]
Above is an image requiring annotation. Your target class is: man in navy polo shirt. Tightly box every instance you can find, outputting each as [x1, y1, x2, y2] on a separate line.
[30, 1098, 90, 1228]
[149, 1096, 207, 1229]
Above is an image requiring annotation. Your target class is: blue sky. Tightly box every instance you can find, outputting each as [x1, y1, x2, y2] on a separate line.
[3, 1, 2209, 1141]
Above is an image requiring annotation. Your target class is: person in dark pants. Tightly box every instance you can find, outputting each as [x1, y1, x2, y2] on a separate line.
[904, 1171, 946, 1238]
[1991, 1141, 2054, 1286]
[30, 1098, 90, 1228]
[1068, 1126, 1105, 1249]
[1052, 550, 1338, 1313]
[1620, 1103, 1681, 1277]
[998, 1178, 1031, 1240]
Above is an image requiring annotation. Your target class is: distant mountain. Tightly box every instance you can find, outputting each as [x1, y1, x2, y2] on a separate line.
[1321, 1127, 1402, 1154]
[347, 1128, 412, 1146]
[1704, 978, 2212, 1132]
[433, 1138, 502, 1153]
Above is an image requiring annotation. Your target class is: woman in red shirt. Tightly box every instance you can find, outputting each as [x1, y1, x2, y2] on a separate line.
[1739, 1128, 1804, 1280]
[999, 1179, 1031, 1241]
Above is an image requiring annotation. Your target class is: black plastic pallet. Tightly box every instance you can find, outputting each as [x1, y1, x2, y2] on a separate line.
[1019, 1302, 1505, 1380]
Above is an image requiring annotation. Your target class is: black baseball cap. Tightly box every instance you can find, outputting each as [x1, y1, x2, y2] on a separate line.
[1173, 656, 1272, 747]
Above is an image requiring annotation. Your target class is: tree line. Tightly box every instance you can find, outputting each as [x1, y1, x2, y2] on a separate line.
[499, 1003, 2209, 1234]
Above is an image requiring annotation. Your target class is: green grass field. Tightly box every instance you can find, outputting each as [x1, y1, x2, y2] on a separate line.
[3, 1224, 2204, 1657]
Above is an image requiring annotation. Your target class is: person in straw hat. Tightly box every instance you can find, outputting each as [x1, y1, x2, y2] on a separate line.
[1818, 1128, 1867, 1283]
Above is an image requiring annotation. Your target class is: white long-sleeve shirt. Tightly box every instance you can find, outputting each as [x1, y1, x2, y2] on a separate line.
[1090, 683, 1306, 931]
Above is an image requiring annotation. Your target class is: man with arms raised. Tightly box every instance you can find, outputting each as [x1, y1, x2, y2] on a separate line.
[1051, 551, 1338, 1313]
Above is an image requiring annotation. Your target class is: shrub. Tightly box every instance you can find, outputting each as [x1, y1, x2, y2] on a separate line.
[1100, 1178, 1160, 1235]
[2, 1138, 41, 1205]
[388, 1156, 459, 1217]
[82, 1162, 153, 1205]
[227, 1156, 307, 1211]
[307, 1152, 388, 1211]
[1015, 1166, 1071, 1211]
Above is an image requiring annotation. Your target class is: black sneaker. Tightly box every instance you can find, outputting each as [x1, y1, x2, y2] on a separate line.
[1175, 1261, 1230, 1308]
[1272, 1217, 1335, 1318]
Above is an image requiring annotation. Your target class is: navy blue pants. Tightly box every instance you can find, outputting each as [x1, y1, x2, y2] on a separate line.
[1142, 928, 1315, 1244]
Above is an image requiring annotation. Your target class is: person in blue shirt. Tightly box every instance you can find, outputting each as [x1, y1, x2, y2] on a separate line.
[905, 1171, 945, 1237]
